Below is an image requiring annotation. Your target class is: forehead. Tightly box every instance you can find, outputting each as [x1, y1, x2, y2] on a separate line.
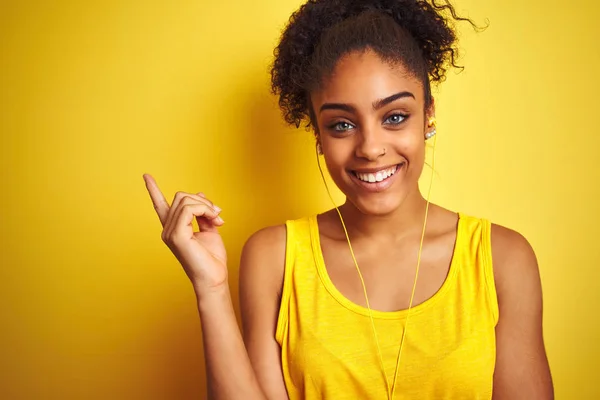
[311, 49, 424, 107]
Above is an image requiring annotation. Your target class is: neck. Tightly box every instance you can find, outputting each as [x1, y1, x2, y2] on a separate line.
[338, 189, 429, 241]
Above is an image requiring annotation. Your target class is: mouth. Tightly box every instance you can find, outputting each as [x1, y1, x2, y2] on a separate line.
[349, 163, 405, 192]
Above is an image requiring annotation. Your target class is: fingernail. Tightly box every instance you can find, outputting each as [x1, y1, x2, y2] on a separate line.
[213, 205, 222, 213]
[216, 216, 225, 224]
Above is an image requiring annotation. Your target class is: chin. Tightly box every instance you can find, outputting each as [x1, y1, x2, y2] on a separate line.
[350, 194, 406, 217]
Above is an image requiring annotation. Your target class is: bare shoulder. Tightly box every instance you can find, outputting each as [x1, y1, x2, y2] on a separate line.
[238, 225, 291, 398]
[239, 224, 287, 297]
[490, 224, 537, 268]
[489, 224, 553, 397]
[490, 223, 541, 299]
[243, 224, 287, 255]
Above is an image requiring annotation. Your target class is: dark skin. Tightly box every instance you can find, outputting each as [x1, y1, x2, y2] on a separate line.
[312, 49, 454, 313]
[241, 49, 553, 398]
[145, 48, 554, 399]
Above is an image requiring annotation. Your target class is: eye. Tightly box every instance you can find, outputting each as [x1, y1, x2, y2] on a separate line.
[328, 121, 355, 132]
[383, 114, 407, 125]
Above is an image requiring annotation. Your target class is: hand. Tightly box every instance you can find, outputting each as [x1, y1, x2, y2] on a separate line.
[143, 174, 228, 293]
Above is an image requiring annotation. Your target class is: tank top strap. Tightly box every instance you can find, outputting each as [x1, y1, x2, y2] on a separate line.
[455, 212, 499, 326]
[276, 216, 314, 344]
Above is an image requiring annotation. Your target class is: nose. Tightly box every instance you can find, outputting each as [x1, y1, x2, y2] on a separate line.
[355, 126, 386, 161]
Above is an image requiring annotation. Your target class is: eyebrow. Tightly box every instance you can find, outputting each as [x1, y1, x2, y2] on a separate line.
[319, 91, 415, 114]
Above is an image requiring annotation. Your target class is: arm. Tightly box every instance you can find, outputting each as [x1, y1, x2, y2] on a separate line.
[239, 226, 290, 399]
[142, 175, 266, 400]
[198, 286, 268, 400]
[491, 224, 554, 399]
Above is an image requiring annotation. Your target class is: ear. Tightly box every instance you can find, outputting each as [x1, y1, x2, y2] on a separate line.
[315, 133, 323, 155]
[425, 97, 436, 126]
[424, 97, 438, 141]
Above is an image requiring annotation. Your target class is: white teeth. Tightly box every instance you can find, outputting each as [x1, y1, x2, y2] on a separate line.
[355, 165, 400, 183]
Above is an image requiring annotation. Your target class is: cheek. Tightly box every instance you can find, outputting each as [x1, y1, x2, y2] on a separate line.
[323, 151, 348, 179]
[398, 132, 426, 159]
[321, 139, 352, 168]
[321, 147, 355, 191]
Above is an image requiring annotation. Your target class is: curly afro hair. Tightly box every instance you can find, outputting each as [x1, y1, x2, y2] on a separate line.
[270, 0, 478, 131]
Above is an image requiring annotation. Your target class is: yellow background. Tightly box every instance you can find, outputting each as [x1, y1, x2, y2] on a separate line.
[1, 0, 598, 398]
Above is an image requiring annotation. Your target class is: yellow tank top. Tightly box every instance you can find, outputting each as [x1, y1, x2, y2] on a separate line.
[275, 213, 498, 399]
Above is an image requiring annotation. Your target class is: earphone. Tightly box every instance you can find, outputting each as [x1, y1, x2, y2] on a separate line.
[315, 119, 438, 399]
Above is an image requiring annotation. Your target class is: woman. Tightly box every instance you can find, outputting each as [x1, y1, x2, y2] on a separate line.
[143, 0, 553, 398]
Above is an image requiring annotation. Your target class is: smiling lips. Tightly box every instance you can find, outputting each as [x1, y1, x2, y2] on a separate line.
[354, 165, 398, 183]
[350, 163, 404, 192]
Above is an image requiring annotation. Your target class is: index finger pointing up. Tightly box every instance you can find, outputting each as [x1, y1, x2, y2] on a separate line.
[143, 174, 170, 226]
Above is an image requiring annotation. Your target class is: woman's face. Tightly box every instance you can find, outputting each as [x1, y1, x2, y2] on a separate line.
[310, 49, 434, 216]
